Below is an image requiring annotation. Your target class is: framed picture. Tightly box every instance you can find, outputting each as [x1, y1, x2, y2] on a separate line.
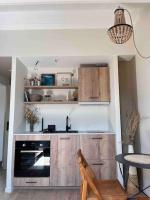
[56, 72, 73, 86]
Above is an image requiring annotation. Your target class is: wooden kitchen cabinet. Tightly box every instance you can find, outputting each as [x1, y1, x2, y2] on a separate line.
[80, 134, 116, 180]
[14, 177, 50, 187]
[50, 135, 80, 187]
[49, 135, 58, 187]
[78, 65, 110, 102]
[89, 159, 116, 180]
[80, 134, 115, 160]
[14, 134, 116, 188]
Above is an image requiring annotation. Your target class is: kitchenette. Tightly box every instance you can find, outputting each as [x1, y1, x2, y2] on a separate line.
[10, 56, 120, 189]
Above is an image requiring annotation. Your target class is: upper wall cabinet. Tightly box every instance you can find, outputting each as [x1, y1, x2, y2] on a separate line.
[78, 65, 110, 103]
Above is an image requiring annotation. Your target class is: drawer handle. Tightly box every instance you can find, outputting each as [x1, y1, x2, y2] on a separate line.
[91, 137, 103, 140]
[92, 163, 104, 166]
[60, 137, 70, 140]
[26, 181, 37, 184]
[89, 97, 99, 99]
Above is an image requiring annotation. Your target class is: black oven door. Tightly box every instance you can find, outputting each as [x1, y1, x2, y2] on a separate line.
[14, 141, 50, 177]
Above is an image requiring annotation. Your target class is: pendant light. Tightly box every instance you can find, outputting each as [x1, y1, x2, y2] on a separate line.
[107, 7, 150, 59]
[108, 7, 133, 44]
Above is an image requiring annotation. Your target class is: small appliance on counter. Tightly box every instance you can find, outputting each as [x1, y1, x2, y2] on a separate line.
[43, 125, 56, 133]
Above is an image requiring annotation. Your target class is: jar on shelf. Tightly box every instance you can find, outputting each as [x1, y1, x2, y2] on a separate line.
[43, 95, 51, 102]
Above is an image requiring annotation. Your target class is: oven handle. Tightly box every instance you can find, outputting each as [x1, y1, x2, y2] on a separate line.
[20, 150, 43, 153]
[26, 181, 37, 184]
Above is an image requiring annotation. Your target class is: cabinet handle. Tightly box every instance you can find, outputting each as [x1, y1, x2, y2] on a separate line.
[89, 97, 99, 99]
[26, 181, 37, 184]
[92, 163, 104, 166]
[60, 137, 70, 140]
[91, 137, 103, 140]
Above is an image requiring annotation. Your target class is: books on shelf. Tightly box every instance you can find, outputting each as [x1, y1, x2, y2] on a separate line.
[24, 90, 30, 102]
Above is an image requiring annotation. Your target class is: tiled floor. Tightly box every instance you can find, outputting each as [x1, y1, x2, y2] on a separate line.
[0, 167, 80, 200]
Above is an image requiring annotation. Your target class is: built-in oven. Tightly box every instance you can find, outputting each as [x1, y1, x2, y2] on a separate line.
[14, 141, 50, 177]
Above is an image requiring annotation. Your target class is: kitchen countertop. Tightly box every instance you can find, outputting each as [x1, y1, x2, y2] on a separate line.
[14, 131, 115, 135]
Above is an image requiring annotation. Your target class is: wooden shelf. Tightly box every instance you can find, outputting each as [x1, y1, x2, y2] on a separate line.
[24, 101, 78, 105]
[24, 85, 78, 90]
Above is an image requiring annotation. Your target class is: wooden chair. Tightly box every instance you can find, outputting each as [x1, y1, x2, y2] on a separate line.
[77, 149, 128, 200]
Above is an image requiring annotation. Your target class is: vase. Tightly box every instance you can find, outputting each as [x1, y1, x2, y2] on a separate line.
[30, 123, 34, 132]
[127, 144, 139, 196]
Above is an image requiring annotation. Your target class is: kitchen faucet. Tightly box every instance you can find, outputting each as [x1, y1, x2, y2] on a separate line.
[66, 116, 71, 132]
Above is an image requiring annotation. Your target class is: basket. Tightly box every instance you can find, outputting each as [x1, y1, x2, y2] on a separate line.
[29, 94, 42, 102]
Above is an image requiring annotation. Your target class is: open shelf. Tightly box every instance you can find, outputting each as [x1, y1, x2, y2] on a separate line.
[24, 85, 78, 90]
[24, 101, 78, 104]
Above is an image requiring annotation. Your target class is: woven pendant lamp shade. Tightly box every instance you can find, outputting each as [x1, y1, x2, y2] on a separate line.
[108, 8, 133, 44]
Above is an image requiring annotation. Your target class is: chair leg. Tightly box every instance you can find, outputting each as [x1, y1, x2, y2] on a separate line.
[82, 180, 88, 200]
[80, 182, 83, 200]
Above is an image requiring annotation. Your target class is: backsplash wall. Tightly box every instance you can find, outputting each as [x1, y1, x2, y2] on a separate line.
[26, 104, 111, 132]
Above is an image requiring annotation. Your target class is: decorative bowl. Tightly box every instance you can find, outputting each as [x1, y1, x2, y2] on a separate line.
[29, 94, 42, 102]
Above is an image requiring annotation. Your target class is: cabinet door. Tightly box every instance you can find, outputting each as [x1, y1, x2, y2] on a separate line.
[79, 65, 110, 102]
[80, 135, 102, 161]
[57, 135, 79, 186]
[99, 67, 110, 102]
[100, 135, 116, 160]
[79, 66, 100, 102]
[89, 159, 116, 180]
[49, 135, 58, 186]
[79, 67, 94, 102]
[80, 134, 115, 161]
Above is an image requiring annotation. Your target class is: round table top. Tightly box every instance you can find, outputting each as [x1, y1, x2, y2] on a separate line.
[115, 154, 150, 169]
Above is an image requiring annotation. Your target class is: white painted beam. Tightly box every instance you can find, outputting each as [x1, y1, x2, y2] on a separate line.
[0, 0, 150, 6]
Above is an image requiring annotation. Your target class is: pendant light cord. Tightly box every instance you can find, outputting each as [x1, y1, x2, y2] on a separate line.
[125, 9, 150, 59]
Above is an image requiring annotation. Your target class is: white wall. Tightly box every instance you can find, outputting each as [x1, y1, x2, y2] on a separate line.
[0, 74, 9, 85]
[0, 29, 134, 56]
[0, 83, 6, 161]
[2, 85, 10, 169]
[5, 58, 27, 192]
[135, 7, 150, 195]
[14, 59, 27, 132]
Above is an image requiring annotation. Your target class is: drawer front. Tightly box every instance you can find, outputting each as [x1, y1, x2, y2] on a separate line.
[15, 135, 50, 141]
[80, 134, 115, 161]
[89, 159, 116, 180]
[100, 135, 116, 159]
[14, 178, 50, 187]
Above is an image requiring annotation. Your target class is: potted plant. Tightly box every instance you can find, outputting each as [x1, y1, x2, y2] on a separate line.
[24, 106, 39, 132]
[122, 109, 140, 195]
[123, 110, 140, 149]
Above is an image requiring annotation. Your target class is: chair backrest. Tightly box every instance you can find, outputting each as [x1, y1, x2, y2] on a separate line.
[77, 149, 103, 200]
[77, 149, 96, 180]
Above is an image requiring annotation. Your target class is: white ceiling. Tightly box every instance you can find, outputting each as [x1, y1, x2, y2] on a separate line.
[0, 57, 12, 79]
[0, 0, 150, 5]
[20, 56, 112, 69]
[0, 1, 148, 30]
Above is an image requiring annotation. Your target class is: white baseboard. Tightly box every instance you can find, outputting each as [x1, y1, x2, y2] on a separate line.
[5, 186, 13, 193]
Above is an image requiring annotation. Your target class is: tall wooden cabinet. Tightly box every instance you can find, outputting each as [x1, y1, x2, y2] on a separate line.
[78, 65, 110, 102]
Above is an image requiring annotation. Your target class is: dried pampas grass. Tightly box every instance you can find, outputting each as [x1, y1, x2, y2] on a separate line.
[24, 106, 40, 125]
[123, 110, 140, 145]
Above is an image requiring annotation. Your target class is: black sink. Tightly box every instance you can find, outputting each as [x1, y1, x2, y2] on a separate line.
[55, 130, 78, 133]
[43, 130, 78, 133]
